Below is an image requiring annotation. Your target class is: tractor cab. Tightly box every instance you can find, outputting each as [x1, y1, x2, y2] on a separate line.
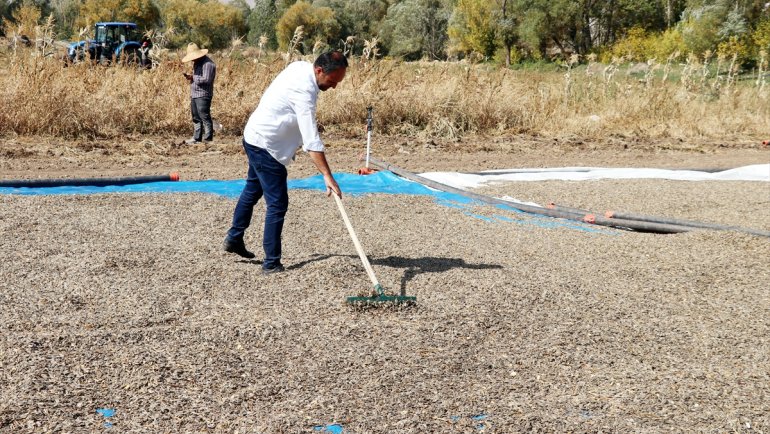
[95, 22, 141, 52]
[68, 22, 143, 64]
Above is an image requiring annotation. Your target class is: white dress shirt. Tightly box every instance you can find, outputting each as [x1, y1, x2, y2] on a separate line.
[243, 61, 324, 166]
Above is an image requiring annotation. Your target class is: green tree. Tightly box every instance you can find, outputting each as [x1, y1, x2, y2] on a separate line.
[230, 0, 251, 24]
[510, 0, 578, 59]
[48, 0, 79, 38]
[661, 0, 686, 28]
[313, 0, 388, 50]
[680, 0, 728, 54]
[507, 0, 670, 60]
[275, 1, 340, 52]
[595, 0, 668, 45]
[492, 0, 517, 65]
[247, 0, 278, 48]
[276, 0, 297, 13]
[380, 0, 450, 60]
[680, 0, 765, 54]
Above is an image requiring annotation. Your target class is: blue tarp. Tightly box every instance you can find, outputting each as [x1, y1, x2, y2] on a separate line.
[0, 171, 436, 199]
[0, 171, 612, 233]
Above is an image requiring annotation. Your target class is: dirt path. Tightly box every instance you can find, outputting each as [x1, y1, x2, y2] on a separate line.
[1, 134, 767, 181]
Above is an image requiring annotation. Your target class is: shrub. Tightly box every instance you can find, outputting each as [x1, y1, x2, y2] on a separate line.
[604, 27, 686, 63]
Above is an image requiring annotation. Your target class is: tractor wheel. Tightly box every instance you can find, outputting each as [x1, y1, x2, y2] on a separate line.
[70, 47, 87, 64]
[120, 48, 141, 67]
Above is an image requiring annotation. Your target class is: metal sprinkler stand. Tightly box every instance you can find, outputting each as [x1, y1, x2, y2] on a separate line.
[358, 106, 377, 175]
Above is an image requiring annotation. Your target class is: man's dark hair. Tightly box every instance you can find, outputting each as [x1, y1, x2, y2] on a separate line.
[314, 51, 348, 73]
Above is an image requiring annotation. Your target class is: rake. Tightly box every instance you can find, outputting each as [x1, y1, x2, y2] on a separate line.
[332, 194, 416, 306]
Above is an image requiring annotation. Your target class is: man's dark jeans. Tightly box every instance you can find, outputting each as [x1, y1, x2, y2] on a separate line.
[226, 141, 288, 269]
[191, 97, 213, 141]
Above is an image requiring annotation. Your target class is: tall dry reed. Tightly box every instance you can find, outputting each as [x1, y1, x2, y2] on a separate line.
[1, 45, 768, 142]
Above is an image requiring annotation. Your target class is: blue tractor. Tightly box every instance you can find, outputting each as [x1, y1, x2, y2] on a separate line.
[67, 22, 145, 65]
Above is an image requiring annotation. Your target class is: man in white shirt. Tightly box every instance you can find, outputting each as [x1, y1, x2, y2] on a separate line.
[223, 51, 347, 274]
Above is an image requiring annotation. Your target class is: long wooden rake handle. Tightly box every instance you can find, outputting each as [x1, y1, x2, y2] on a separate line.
[333, 194, 380, 287]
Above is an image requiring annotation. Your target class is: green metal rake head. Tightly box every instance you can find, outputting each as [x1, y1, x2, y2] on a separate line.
[346, 284, 416, 306]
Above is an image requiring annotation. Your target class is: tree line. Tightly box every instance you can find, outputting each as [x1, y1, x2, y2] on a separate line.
[2, 0, 769, 66]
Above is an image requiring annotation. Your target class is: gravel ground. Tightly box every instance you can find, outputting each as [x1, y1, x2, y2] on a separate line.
[476, 179, 770, 233]
[1, 176, 769, 433]
[1, 140, 769, 432]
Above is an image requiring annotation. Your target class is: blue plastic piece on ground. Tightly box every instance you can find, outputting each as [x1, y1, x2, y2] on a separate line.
[450, 414, 489, 429]
[313, 423, 344, 433]
[96, 408, 115, 418]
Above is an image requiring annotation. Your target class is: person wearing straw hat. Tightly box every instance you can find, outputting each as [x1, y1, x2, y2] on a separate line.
[182, 42, 216, 143]
[223, 50, 348, 275]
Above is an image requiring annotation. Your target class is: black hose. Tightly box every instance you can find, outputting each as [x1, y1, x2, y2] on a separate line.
[368, 157, 698, 235]
[548, 204, 770, 238]
[0, 173, 180, 188]
[609, 210, 770, 237]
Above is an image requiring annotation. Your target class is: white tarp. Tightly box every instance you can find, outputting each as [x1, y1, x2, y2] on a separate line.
[419, 164, 770, 190]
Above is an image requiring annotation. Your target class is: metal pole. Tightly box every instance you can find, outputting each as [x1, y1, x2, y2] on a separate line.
[365, 106, 373, 169]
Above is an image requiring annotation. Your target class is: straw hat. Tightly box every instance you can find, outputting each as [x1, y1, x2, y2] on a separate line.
[182, 43, 208, 62]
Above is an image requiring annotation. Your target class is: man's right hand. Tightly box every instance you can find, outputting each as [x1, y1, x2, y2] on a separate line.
[324, 174, 342, 198]
[308, 150, 341, 197]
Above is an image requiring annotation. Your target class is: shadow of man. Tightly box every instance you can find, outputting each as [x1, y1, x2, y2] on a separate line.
[285, 254, 502, 295]
[371, 256, 503, 294]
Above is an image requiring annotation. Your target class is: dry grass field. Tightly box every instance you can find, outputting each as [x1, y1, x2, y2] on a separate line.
[1, 43, 769, 433]
[1, 43, 770, 143]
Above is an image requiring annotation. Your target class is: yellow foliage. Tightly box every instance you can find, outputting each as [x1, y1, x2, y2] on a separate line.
[447, 0, 495, 58]
[717, 35, 750, 64]
[275, 2, 339, 52]
[160, 0, 246, 50]
[751, 18, 770, 58]
[9, 0, 42, 37]
[609, 26, 648, 61]
[75, 0, 159, 32]
[603, 27, 686, 63]
[649, 28, 687, 61]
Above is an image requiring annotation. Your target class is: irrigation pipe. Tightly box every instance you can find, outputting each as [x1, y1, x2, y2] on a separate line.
[548, 203, 770, 238]
[368, 157, 697, 234]
[0, 173, 180, 188]
[468, 167, 731, 175]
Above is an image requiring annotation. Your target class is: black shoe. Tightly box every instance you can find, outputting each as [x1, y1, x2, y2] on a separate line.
[223, 238, 256, 259]
[262, 264, 285, 275]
